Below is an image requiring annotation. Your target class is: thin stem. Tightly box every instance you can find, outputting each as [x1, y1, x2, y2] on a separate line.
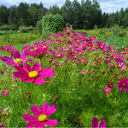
[25, 83, 34, 110]
[20, 81, 25, 108]
[33, 85, 40, 104]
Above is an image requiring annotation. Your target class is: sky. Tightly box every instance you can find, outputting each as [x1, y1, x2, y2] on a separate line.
[0, 0, 128, 13]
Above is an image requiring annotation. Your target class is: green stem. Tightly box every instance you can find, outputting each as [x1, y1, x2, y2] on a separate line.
[20, 81, 25, 108]
[33, 85, 40, 104]
[25, 83, 34, 110]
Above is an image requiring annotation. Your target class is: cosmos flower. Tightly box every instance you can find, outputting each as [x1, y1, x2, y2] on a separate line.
[117, 78, 128, 92]
[1, 89, 10, 97]
[23, 103, 58, 128]
[103, 87, 112, 94]
[13, 63, 55, 85]
[0, 50, 31, 66]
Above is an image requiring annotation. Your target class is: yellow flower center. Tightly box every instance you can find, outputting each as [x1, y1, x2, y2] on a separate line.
[101, 46, 103, 48]
[81, 60, 84, 62]
[58, 49, 60, 51]
[5, 91, 8, 94]
[121, 51, 124, 54]
[63, 49, 65, 51]
[79, 52, 81, 55]
[113, 57, 116, 59]
[38, 114, 47, 122]
[112, 50, 114, 53]
[28, 71, 38, 78]
[118, 64, 121, 67]
[34, 48, 37, 50]
[106, 89, 109, 92]
[14, 58, 22, 64]
[43, 46, 46, 48]
[57, 54, 61, 57]
[122, 83, 126, 86]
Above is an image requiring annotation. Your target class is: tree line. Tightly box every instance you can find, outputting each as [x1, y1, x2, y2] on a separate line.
[0, 0, 128, 29]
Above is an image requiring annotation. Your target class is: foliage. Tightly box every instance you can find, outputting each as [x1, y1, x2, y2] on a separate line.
[41, 31, 53, 39]
[42, 14, 64, 33]
[19, 25, 34, 33]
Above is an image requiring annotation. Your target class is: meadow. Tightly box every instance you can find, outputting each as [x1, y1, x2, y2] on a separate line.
[0, 27, 128, 127]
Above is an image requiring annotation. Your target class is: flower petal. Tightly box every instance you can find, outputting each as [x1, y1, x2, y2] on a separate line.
[41, 103, 50, 114]
[33, 78, 45, 85]
[92, 117, 99, 128]
[24, 64, 32, 72]
[25, 51, 37, 57]
[46, 119, 58, 126]
[32, 63, 41, 72]
[15, 65, 28, 74]
[99, 119, 107, 128]
[23, 114, 38, 121]
[38, 71, 55, 78]
[21, 78, 33, 83]
[31, 105, 41, 117]
[26, 121, 40, 128]
[20, 51, 26, 60]
[35, 122, 45, 128]
[43, 104, 57, 117]
[13, 50, 20, 59]
[13, 72, 29, 79]
[6, 60, 16, 66]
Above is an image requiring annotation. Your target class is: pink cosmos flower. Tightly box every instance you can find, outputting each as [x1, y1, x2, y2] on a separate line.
[109, 49, 117, 54]
[116, 61, 126, 70]
[1, 89, 10, 97]
[92, 117, 107, 128]
[13, 63, 55, 85]
[107, 82, 113, 88]
[117, 79, 128, 92]
[0, 50, 31, 66]
[25, 46, 50, 58]
[52, 53, 66, 58]
[78, 57, 87, 63]
[23, 103, 58, 128]
[103, 87, 112, 94]
[1, 45, 14, 52]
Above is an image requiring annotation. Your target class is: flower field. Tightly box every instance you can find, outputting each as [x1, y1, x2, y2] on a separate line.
[0, 28, 128, 127]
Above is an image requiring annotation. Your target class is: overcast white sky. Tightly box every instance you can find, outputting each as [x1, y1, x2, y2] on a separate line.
[0, 0, 128, 13]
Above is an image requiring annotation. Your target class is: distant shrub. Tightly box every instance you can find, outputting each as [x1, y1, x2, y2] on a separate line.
[0, 25, 11, 30]
[35, 20, 42, 34]
[19, 25, 34, 33]
[42, 14, 64, 33]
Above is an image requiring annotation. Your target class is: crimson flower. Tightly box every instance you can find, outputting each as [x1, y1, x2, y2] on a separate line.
[13, 63, 55, 85]
[92, 117, 107, 128]
[23, 103, 58, 128]
[107, 82, 113, 88]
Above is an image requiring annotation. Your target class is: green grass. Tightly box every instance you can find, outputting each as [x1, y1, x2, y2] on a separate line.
[0, 29, 128, 127]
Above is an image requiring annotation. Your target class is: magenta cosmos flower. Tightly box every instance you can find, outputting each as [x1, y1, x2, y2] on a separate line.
[25, 46, 50, 58]
[117, 78, 128, 92]
[103, 87, 112, 94]
[0, 50, 31, 66]
[13, 63, 55, 85]
[23, 103, 58, 128]
[92, 117, 107, 128]
[1, 89, 10, 97]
